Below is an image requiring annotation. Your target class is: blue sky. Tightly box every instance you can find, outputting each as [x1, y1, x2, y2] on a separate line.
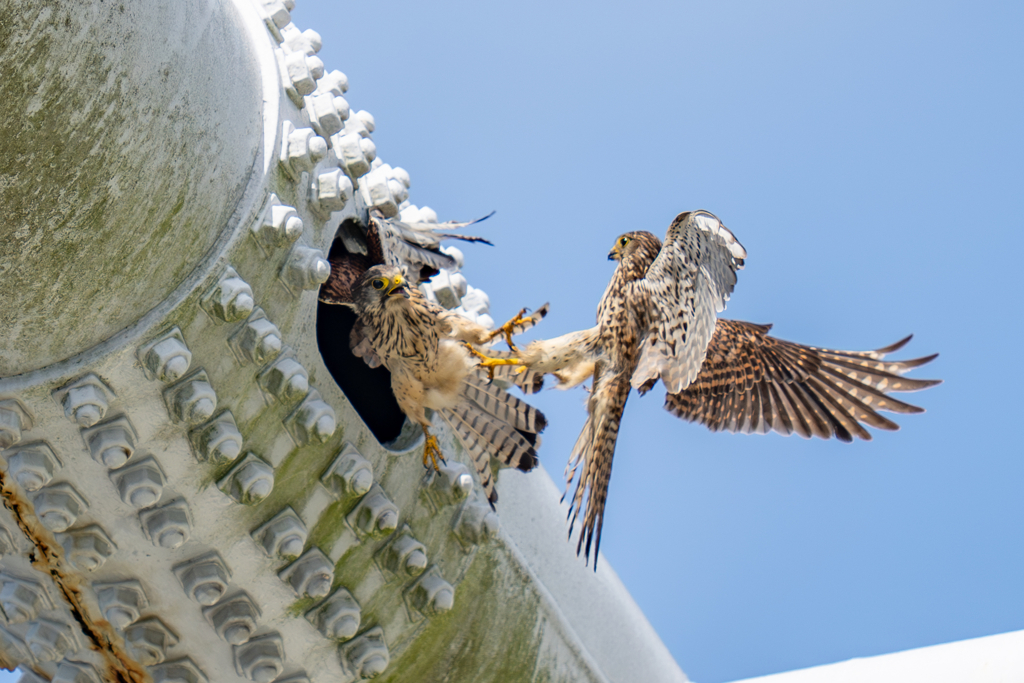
[4, 2, 1019, 682]
[288, 1, 1022, 681]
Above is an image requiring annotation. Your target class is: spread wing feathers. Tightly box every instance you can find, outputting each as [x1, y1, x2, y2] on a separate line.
[439, 397, 541, 505]
[663, 319, 941, 442]
[631, 210, 747, 395]
[565, 366, 631, 568]
[372, 210, 494, 282]
[462, 373, 547, 433]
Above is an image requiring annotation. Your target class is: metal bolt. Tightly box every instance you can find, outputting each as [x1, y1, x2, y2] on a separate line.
[317, 69, 348, 96]
[0, 402, 28, 449]
[354, 110, 375, 133]
[281, 24, 321, 55]
[358, 166, 398, 218]
[280, 122, 327, 179]
[83, 415, 137, 469]
[286, 389, 336, 445]
[220, 453, 275, 505]
[280, 549, 334, 598]
[54, 376, 111, 428]
[456, 500, 501, 546]
[347, 485, 400, 538]
[306, 92, 349, 139]
[252, 507, 307, 560]
[0, 526, 14, 555]
[309, 589, 361, 641]
[150, 658, 208, 683]
[282, 245, 331, 291]
[261, 0, 291, 29]
[332, 131, 373, 180]
[310, 168, 353, 216]
[94, 580, 148, 630]
[139, 328, 192, 382]
[407, 566, 455, 617]
[202, 266, 254, 322]
[384, 533, 428, 578]
[111, 457, 165, 509]
[460, 286, 491, 315]
[236, 313, 283, 366]
[25, 618, 74, 661]
[125, 617, 178, 665]
[164, 370, 218, 425]
[321, 444, 373, 498]
[234, 632, 285, 683]
[342, 627, 389, 679]
[0, 625, 31, 664]
[284, 51, 323, 97]
[174, 553, 231, 606]
[32, 483, 86, 533]
[428, 462, 474, 506]
[51, 659, 101, 683]
[61, 526, 116, 571]
[0, 573, 51, 624]
[189, 410, 243, 463]
[260, 356, 309, 403]
[5, 441, 60, 491]
[204, 592, 261, 645]
[140, 499, 192, 549]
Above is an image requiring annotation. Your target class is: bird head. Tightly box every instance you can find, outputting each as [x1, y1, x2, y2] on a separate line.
[352, 264, 410, 310]
[607, 231, 661, 262]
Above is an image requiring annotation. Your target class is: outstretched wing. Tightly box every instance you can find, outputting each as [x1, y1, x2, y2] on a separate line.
[374, 210, 494, 283]
[631, 210, 747, 395]
[664, 319, 941, 441]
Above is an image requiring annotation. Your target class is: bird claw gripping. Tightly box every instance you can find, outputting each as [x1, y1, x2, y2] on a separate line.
[421, 428, 446, 471]
[488, 308, 530, 352]
[464, 343, 522, 381]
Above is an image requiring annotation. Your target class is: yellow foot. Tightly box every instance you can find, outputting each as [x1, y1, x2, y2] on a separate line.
[421, 429, 446, 471]
[464, 343, 522, 381]
[487, 308, 529, 352]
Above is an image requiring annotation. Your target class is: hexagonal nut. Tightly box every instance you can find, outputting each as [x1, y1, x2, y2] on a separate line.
[51, 659, 101, 683]
[82, 415, 137, 469]
[406, 566, 455, 617]
[164, 370, 218, 425]
[140, 499, 192, 549]
[138, 328, 192, 382]
[342, 627, 389, 679]
[281, 245, 330, 291]
[236, 314, 283, 366]
[32, 483, 87, 533]
[0, 401, 30, 449]
[219, 453, 275, 506]
[358, 167, 398, 218]
[61, 526, 116, 572]
[427, 462, 474, 507]
[5, 441, 60, 491]
[321, 444, 373, 499]
[25, 618, 75, 661]
[311, 168, 353, 216]
[261, 0, 291, 29]
[201, 267, 254, 322]
[252, 507, 307, 560]
[95, 580, 148, 630]
[55, 375, 110, 428]
[259, 356, 309, 403]
[234, 632, 285, 683]
[203, 592, 261, 645]
[317, 69, 348, 96]
[150, 657, 208, 683]
[455, 500, 501, 546]
[306, 91, 349, 138]
[280, 121, 327, 178]
[254, 198, 304, 248]
[174, 553, 231, 606]
[189, 411, 243, 463]
[333, 131, 373, 179]
[383, 533, 427, 578]
[284, 51, 323, 96]
[125, 617, 179, 665]
[280, 549, 334, 599]
[0, 625, 31, 664]
[281, 23, 321, 55]
[308, 589, 361, 642]
[346, 484, 399, 539]
[0, 573, 52, 624]
[0, 526, 15, 556]
[111, 457, 166, 509]
[286, 390, 336, 445]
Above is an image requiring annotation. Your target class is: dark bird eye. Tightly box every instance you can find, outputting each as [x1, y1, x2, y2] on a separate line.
[620, 237, 629, 246]
[371, 279, 385, 290]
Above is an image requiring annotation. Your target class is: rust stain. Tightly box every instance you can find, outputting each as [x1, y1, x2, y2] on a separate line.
[0, 469, 152, 683]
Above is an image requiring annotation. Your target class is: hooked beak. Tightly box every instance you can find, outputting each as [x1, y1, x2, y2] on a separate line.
[387, 281, 410, 299]
[608, 248, 620, 261]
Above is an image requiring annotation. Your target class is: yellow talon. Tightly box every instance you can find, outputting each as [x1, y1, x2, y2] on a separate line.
[421, 428, 445, 471]
[487, 308, 529, 352]
[464, 343, 522, 381]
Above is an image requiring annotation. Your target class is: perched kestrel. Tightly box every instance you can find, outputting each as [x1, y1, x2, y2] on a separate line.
[520, 211, 940, 566]
[345, 264, 546, 504]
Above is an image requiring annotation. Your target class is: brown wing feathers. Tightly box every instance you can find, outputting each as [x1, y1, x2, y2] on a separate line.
[664, 319, 941, 442]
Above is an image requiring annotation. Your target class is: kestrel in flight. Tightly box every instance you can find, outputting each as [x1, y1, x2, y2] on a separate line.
[520, 211, 940, 566]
